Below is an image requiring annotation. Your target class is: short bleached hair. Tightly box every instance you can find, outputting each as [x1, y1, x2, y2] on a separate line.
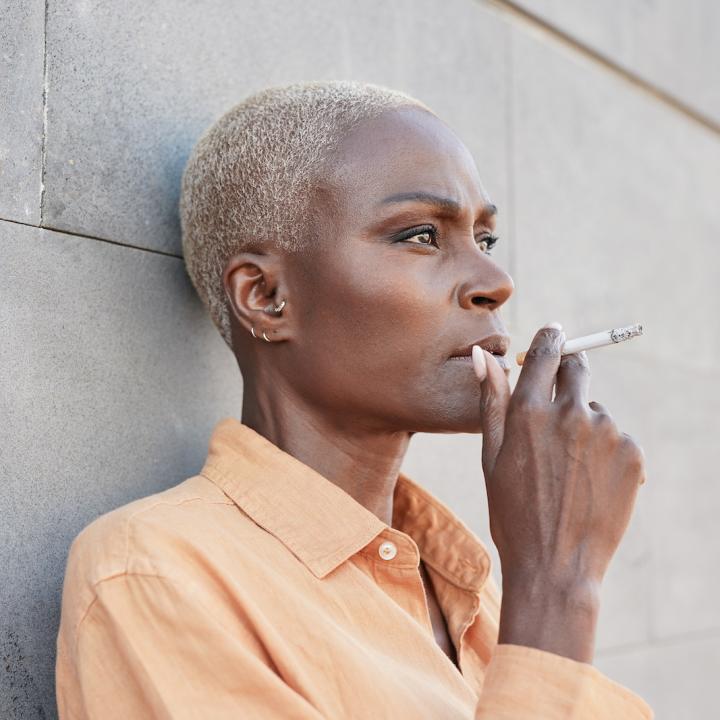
[179, 80, 433, 350]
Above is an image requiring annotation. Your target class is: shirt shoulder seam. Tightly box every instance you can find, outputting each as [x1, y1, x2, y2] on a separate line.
[74, 494, 231, 635]
[73, 571, 173, 657]
[121, 495, 231, 574]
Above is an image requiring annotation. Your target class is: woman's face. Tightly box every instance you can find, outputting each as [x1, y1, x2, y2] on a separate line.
[284, 106, 513, 435]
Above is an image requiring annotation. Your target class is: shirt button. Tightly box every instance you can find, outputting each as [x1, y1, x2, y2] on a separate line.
[378, 540, 398, 561]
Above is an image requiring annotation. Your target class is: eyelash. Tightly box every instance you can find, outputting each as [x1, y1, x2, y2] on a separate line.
[392, 225, 498, 254]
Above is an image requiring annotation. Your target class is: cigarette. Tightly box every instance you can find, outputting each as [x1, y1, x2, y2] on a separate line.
[516, 323, 643, 366]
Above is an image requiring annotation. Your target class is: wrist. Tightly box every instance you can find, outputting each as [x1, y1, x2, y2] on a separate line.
[502, 571, 601, 609]
[498, 573, 601, 663]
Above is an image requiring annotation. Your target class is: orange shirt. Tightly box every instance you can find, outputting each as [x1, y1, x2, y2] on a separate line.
[56, 417, 654, 719]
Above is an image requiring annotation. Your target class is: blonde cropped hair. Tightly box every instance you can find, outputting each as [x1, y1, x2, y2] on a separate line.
[179, 80, 433, 350]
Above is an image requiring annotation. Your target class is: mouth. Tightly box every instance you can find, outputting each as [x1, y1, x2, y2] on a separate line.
[448, 334, 511, 373]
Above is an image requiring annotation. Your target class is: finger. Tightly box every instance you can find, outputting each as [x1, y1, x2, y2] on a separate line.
[478, 349, 511, 476]
[621, 433, 647, 485]
[589, 400, 611, 416]
[513, 323, 566, 404]
[554, 350, 590, 407]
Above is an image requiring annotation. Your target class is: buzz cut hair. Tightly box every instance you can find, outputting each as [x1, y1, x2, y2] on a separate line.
[179, 80, 434, 350]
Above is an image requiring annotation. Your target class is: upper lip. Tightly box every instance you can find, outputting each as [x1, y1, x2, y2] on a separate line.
[449, 333, 510, 358]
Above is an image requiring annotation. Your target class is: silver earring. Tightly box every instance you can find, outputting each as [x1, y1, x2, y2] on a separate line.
[251, 298, 286, 340]
[264, 298, 286, 314]
[251, 326, 272, 341]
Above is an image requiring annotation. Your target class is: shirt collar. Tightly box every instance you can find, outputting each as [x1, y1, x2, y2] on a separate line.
[199, 417, 491, 590]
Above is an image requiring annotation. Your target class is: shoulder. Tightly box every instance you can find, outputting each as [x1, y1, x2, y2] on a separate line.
[59, 474, 241, 627]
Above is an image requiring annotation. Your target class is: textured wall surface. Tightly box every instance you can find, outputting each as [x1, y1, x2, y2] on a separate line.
[511, 0, 720, 126]
[0, 0, 45, 223]
[2, 1, 718, 717]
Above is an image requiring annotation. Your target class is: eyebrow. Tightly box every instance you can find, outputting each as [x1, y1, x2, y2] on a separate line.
[378, 191, 497, 218]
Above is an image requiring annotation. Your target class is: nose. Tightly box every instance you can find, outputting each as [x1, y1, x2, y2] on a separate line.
[457, 256, 514, 311]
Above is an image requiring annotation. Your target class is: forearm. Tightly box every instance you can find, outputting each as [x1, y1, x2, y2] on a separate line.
[497, 574, 601, 664]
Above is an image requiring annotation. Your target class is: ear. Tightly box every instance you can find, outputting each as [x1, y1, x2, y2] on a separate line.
[222, 251, 291, 343]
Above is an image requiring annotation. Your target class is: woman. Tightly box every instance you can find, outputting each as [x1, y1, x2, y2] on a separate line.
[56, 81, 652, 719]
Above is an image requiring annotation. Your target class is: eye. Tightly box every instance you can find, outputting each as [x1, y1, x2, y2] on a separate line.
[393, 225, 438, 247]
[392, 226, 500, 254]
[477, 234, 499, 255]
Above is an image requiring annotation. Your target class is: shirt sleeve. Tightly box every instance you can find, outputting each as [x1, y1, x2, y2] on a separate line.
[468, 571, 654, 719]
[56, 573, 326, 720]
[473, 642, 653, 719]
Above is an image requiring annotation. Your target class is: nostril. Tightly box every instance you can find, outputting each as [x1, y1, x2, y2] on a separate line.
[471, 296, 494, 305]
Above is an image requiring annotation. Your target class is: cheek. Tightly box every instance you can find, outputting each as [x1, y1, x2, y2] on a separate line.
[289, 246, 478, 423]
[294, 262, 439, 392]
[321, 260, 447, 365]
[292, 274, 481, 430]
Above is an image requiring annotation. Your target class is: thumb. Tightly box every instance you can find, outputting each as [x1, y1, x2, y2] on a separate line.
[472, 346, 510, 477]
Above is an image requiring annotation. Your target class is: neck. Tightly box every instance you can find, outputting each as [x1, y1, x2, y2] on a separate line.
[240, 379, 412, 526]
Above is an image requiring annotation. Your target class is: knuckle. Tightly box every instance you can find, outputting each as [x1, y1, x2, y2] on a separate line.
[525, 345, 560, 362]
[509, 396, 547, 423]
[528, 328, 564, 355]
[619, 430, 637, 447]
[559, 351, 590, 373]
[593, 410, 616, 433]
[556, 389, 588, 413]
[533, 327, 558, 343]
[511, 388, 536, 408]
[515, 399, 543, 418]
[621, 434, 645, 470]
[555, 402, 591, 435]
[558, 400, 586, 423]
[527, 342, 561, 359]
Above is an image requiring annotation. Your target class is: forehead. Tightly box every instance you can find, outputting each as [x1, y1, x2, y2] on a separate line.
[320, 106, 492, 214]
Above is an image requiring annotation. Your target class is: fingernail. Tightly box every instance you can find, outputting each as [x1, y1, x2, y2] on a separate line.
[471, 345, 487, 381]
[543, 321, 563, 331]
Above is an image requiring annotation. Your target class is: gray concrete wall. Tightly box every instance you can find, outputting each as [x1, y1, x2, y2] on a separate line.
[1, 1, 717, 717]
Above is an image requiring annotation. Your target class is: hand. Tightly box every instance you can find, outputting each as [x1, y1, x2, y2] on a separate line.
[473, 322, 646, 662]
[474, 322, 646, 592]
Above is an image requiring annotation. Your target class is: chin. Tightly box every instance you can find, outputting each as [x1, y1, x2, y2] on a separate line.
[406, 411, 484, 435]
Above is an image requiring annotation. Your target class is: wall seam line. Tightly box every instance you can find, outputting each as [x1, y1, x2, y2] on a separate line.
[0, 216, 183, 259]
[479, 0, 720, 137]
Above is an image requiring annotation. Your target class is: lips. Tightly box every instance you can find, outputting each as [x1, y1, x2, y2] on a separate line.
[448, 334, 511, 371]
